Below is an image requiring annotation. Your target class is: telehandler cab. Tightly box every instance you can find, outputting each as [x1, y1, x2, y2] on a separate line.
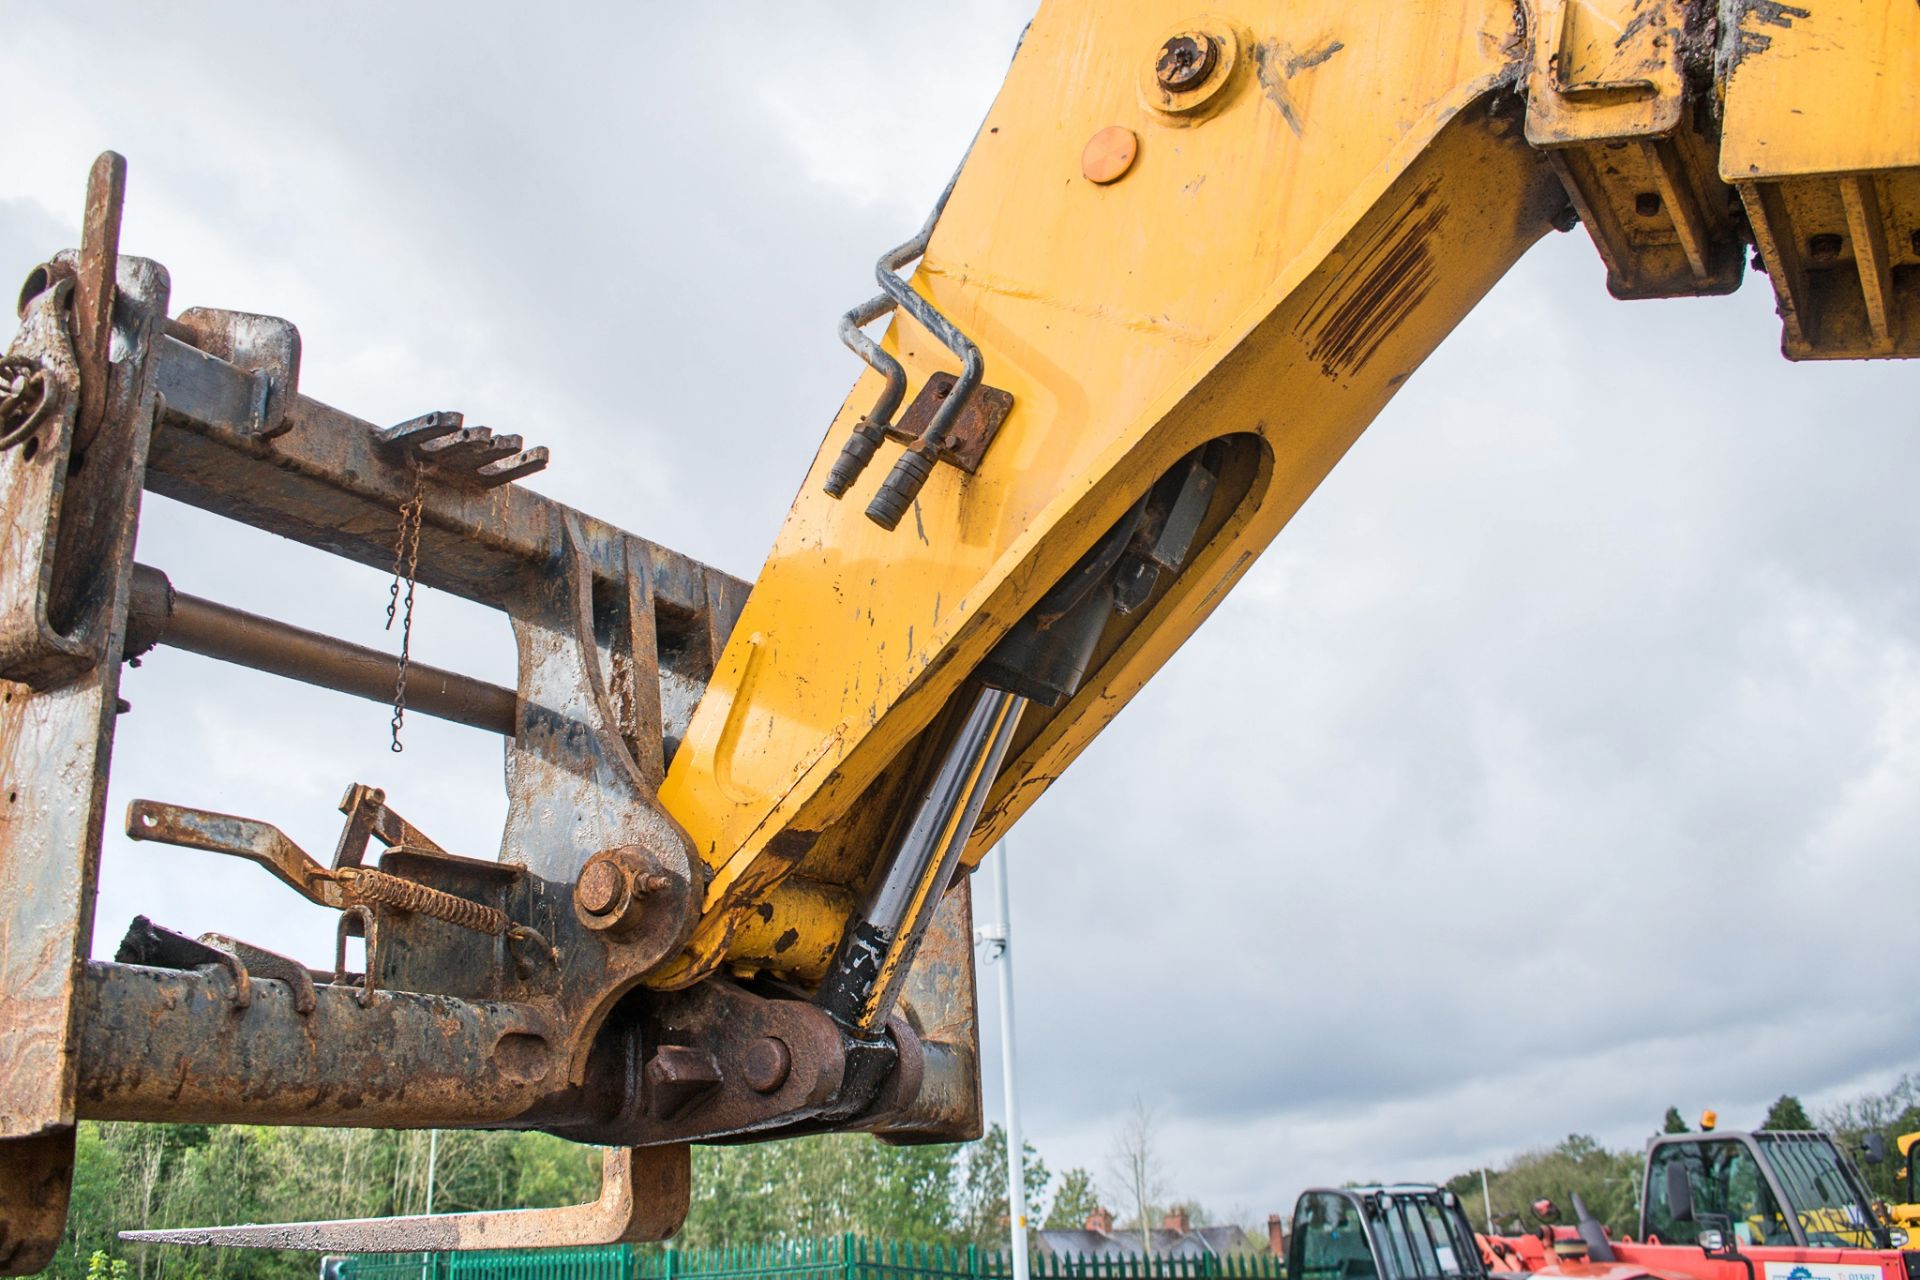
[1637, 1129, 1902, 1253]
[1288, 1185, 1494, 1280]
[1493, 1133, 1917, 1280]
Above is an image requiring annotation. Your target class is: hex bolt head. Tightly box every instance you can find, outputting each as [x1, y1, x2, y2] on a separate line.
[743, 1036, 792, 1094]
[576, 860, 626, 916]
[574, 846, 679, 936]
[1155, 33, 1218, 92]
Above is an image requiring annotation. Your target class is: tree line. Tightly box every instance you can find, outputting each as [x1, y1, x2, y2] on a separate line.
[47, 1121, 1112, 1280]
[52, 1075, 1920, 1280]
[1440, 1075, 1920, 1237]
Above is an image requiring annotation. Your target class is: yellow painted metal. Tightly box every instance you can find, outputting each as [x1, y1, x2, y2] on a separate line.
[1720, 0, 1920, 182]
[1523, 0, 1689, 146]
[1893, 1132, 1920, 1249]
[651, 0, 1569, 987]
[1719, 0, 1920, 359]
[722, 875, 853, 985]
[1524, 0, 1743, 300]
[643, 0, 1919, 987]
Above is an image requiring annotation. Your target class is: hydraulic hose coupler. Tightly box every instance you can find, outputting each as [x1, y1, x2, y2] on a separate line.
[865, 447, 936, 530]
[823, 417, 889, 499]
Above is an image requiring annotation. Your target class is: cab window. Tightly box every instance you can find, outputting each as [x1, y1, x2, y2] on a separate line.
[1370, 1194, 1479, 1280]
[1292, 1193, 1379, 1280]
[1757, 1133, 1883, 1248]
[1647, 1139, 1793, 1247]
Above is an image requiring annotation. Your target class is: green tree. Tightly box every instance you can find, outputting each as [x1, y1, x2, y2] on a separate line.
[682, 1143, 790, 1245]
[84, 1251, 129, 1280]
[679, 1134, 961, 1247]
[1761, 1095, 1813, 1132]
[1046, 1168, 1101, 1230]
[955, 1124, 1051, 1247]
[1472, 1134, 1641, 1237]
[50, 1121, 117, 1279]
[55, 1120, 979, 1280]
[854, 1140, 966, 1244]
[1663, 1108, 1689, 1134]
[1819, 1073, 1920, 1202]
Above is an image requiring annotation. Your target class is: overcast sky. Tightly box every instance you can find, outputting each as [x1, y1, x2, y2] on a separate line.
[6, 2, 1916, 1231]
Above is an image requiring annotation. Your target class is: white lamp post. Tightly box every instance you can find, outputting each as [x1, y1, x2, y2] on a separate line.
[978, 842, 1030, 1280]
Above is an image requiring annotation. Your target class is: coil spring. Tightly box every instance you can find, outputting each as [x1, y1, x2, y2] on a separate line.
[338, 867, 506, 936]
[0, 356, 57, 452]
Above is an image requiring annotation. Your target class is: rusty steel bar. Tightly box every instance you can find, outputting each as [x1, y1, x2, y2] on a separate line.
[73, 960, 572, 1128]
[73, 153, 124, 446]
[128, 564, 517, 735]
[145, 338, 749, 628]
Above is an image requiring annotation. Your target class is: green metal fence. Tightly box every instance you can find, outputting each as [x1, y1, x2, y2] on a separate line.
[342, 1234, 1285, 1280]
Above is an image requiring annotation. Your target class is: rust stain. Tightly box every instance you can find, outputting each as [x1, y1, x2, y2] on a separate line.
[1300, 183, 1447, 379]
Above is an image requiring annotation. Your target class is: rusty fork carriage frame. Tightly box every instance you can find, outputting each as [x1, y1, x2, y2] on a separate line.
[0, 156, 984, 1272]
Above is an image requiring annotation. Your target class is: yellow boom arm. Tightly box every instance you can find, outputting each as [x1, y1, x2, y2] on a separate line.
[660, 0, 1919, 986]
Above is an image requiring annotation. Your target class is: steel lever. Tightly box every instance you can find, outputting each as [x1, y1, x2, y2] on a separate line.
[126, 800, 345, 908]
[125, 799, 511, 935]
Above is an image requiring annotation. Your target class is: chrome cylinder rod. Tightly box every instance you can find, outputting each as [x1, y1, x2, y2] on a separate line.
[818, 685, 1025, 1035]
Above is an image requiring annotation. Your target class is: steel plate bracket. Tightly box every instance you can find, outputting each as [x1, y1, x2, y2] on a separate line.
[884, 372, 1014, 475]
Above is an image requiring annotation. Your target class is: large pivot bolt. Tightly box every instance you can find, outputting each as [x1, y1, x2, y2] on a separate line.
[1155, 33, 1218, 92]
[573, 846, 672, 936]
[576, 861, 625, 915]
[743, 1037, 792, 1094]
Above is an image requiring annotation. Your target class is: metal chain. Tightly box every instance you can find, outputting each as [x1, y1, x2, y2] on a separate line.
[386, 464, 425, 752]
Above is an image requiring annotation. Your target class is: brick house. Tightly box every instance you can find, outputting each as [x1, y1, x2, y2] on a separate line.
[1034, 1207, 1265, 1259]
